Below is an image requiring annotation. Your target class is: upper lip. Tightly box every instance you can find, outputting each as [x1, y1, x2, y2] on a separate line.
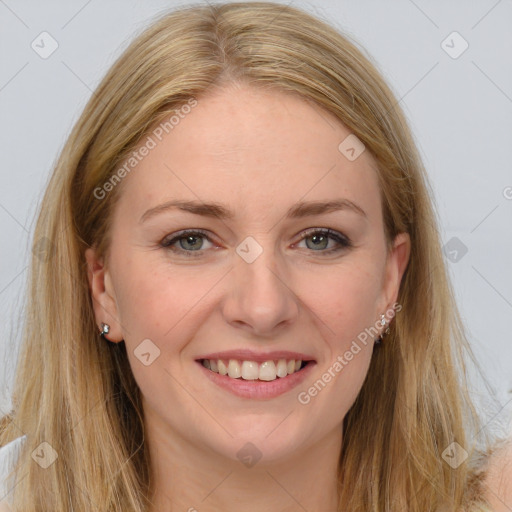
[196, 349, 316, 363]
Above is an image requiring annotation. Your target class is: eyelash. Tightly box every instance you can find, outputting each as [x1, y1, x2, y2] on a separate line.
[160, 228, 352, 258]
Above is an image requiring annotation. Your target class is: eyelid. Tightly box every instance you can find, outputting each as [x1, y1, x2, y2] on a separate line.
[160, 229, 214, 249]
[292, 228, 352, 255]
[160, 227, 352, 257]
[296, 227, 351, 245]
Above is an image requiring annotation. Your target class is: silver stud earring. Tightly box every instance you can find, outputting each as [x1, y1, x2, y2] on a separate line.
[99, 323, 110, 340]
[375, 314, 390, 345]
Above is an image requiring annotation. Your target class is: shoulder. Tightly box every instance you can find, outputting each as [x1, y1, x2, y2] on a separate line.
[483, 438, 512, 511]
[0, 435, 26, 469]
[0, 436, 27, 511]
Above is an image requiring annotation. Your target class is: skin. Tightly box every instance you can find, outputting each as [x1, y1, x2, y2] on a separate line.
[484, 440, 512, 511]
[86, 83, 411, 511]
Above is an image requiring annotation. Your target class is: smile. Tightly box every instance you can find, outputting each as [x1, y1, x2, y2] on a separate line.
[200, 358, 310, 381]
[195, 355, 316, 400]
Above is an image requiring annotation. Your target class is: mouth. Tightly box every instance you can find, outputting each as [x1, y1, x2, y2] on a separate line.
[197, 357, 314, 381]
[194, 354, 317, 400]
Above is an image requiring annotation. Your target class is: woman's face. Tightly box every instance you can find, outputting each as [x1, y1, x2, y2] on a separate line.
[86, 83, 410, 464]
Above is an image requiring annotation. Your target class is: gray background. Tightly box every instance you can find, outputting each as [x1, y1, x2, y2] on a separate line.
[1, 0, 511, 438]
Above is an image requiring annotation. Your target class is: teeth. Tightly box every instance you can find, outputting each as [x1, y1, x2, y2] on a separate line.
[276, 359, 288, 378]
[217, 360, 228, 375]
[259, 361, 276, 381]
[202, 358, 304, 381]
[228, 359, 241, 378]
[241, 361, 259, 380]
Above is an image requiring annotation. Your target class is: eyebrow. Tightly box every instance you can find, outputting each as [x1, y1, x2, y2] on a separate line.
[139, 198, 367, 223]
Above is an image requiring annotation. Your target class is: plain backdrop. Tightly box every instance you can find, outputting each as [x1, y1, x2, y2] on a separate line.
[1, 0, 511, 438]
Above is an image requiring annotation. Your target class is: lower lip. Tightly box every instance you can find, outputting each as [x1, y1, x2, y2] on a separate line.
[196, 361, 316, 400]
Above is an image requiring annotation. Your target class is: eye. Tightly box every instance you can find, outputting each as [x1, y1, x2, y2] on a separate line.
[160, 229, 214, 257]
[160, 227, 352, 258]
[294, 228, 352, 255]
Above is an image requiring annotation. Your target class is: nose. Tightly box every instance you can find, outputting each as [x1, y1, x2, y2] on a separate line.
[221, 242, 300, 336]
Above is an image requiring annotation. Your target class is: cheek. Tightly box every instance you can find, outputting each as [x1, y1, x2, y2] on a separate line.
[111, 260, 220, 399]
[298, 260, 383, 343]
[308, 262, 380, 414]
[296, 335, 373, 439]
[112, 255, 222, 346]
[330, 347, 373, 420]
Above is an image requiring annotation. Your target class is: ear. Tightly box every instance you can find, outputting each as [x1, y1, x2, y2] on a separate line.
[377, 231, 411, 318]
[85, 247, 124, 343]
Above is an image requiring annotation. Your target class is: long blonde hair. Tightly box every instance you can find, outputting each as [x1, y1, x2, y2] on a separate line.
[0, 2, 504, 510]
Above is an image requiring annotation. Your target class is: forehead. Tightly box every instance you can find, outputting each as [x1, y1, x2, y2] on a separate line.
[114, 84, 382, 224]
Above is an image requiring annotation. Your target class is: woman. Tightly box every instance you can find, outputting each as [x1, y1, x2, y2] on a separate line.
[0, 2, 510, 510]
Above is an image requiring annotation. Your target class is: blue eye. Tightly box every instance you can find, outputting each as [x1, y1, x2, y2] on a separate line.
[160, 228, 352, 258]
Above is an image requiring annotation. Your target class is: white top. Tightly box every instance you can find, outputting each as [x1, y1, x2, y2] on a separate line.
[0, 436, 26, 507]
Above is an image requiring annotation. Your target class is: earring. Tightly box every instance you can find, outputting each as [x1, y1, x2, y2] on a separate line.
[99, 323, 110, 340]
[375, 314, 390, 344]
